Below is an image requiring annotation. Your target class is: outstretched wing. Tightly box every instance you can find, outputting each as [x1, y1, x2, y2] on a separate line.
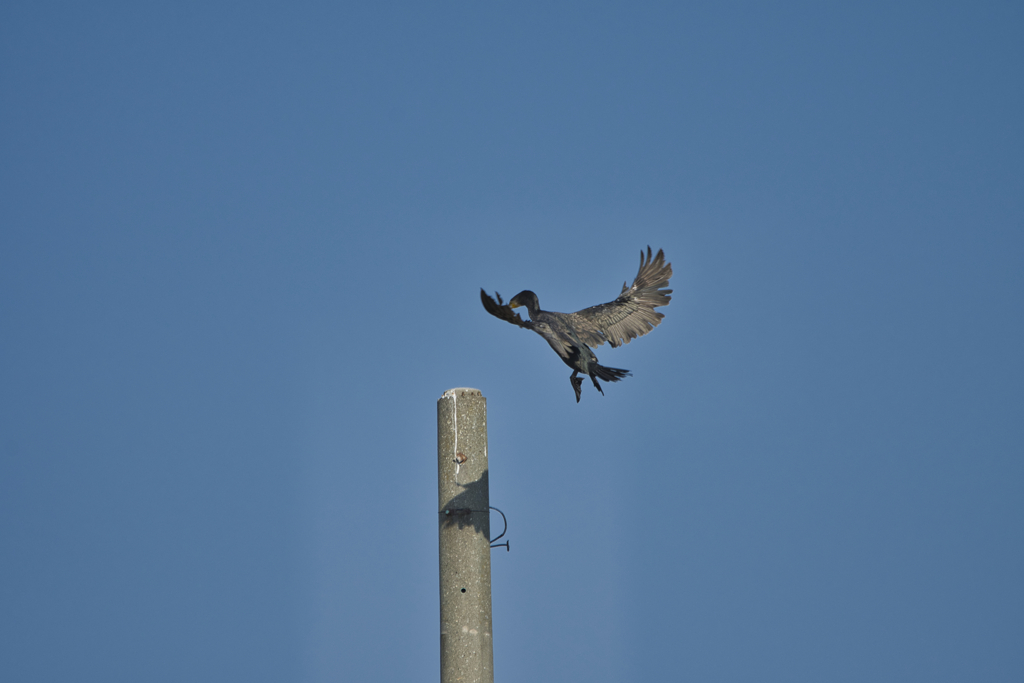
[566, 246, 672, 348]
[480, 289, 533, 329]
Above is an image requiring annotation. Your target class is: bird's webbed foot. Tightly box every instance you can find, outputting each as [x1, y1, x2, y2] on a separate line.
[570, 371, 583, 403]
[589, 373, 605, 396]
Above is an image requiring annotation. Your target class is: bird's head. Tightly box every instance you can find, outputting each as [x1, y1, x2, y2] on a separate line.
[508, 290, 539, 311]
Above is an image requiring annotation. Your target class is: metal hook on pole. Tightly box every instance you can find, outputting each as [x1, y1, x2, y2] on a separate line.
[489, 506, 509, 551]
[437, 506, 510, 551]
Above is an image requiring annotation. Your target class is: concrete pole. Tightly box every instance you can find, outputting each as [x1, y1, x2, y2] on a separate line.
[437, 388, 493, 683]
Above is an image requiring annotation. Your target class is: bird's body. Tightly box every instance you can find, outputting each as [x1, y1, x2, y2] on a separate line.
[482, 247, 672, 402]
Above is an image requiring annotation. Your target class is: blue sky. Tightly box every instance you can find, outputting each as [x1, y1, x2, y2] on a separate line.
[2, 2, 1022, 681]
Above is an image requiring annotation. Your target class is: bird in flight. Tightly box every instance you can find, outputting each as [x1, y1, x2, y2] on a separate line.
[481, 246, 672, 402]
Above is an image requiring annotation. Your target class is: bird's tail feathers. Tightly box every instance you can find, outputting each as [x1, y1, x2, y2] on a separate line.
[590, 363, 631, 383]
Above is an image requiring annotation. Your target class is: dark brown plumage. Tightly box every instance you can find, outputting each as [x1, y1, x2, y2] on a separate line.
[481, 246, 672, 402]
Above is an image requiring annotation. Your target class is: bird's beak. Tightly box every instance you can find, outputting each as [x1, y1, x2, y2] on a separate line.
[508, 298, 520, 309]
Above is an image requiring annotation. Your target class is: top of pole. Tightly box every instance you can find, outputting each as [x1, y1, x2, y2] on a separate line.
[442, 387, 482, 398]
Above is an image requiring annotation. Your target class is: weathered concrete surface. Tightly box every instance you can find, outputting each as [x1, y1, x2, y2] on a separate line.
[438, 388, 492, 683]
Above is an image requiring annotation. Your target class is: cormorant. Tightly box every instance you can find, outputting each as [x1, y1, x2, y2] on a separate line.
[481, 246, 672, 402]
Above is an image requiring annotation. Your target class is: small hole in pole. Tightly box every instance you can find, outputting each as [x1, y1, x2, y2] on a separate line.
[460, 588, 466, 593]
